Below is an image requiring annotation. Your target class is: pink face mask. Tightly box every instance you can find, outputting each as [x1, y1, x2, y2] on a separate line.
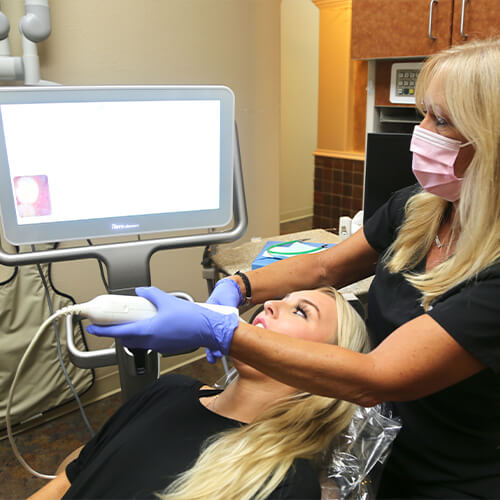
[410, 125, 469, 202]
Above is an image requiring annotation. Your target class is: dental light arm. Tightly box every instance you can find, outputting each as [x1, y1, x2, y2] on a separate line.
[0, 0, 53, 84]
[19, 0, 51, 43]
[0, 11, 10, 41]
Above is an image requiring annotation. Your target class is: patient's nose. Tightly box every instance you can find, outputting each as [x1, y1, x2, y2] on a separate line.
[264, 300, 279, 318]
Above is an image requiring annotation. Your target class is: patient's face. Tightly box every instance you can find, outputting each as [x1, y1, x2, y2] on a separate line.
[252, 290, 338, 344]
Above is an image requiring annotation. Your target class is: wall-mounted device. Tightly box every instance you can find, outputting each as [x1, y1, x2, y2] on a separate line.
[389, 62, 424, 104]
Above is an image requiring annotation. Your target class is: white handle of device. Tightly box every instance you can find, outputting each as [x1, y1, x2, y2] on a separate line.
[77, 294, 238, 325]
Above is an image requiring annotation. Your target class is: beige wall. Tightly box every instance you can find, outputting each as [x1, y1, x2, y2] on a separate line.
[0, 0, 280, 401]
[280, 0, 319, 222]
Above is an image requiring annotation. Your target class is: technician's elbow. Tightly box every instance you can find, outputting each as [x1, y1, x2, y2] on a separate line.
[353, 391, 384, 408]
[357, 379, 420, 407]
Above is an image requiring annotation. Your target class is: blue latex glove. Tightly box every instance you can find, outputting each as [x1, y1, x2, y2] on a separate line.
[86, 287, 239, 356]
[205, 347, 223, 364]
[207, 278, 243, 307]
[205, 278, 242, 362]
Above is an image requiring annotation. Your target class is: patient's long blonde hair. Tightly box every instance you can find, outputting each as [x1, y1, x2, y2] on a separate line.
[158, 288, 369, 500]
[386, 38, 500, 310]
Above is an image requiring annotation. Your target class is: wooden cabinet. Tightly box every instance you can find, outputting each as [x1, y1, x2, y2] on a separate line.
[451, 0, 499, 44]
[351, 0, 499, 59]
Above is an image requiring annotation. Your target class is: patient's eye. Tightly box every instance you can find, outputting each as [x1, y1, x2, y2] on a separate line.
[294, 305, 307, 319]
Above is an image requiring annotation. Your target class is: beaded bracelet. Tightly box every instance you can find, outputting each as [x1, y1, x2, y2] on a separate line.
[234, 271, 252, 304]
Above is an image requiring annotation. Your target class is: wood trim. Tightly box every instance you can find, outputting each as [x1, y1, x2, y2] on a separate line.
[314, 149, 365, 161]
[312, 0, 351, 8]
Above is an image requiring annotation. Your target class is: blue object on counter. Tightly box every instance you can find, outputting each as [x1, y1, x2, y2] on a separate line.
[251, 240, 335, 270]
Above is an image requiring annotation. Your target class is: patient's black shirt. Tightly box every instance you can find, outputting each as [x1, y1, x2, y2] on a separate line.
[364, 185, 500, 498]
[64, 374, 321, 499]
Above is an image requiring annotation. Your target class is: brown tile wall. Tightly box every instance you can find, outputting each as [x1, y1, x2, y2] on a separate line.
[313, 156, 364, 230]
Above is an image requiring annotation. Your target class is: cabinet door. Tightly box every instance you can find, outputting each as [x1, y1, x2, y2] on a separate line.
[452, 0, 500, 45]
[352, 0, 453, 59]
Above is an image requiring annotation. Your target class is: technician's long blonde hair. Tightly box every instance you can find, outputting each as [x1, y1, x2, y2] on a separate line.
[386, 38, 500, 310]
[158, 288, 369, 500]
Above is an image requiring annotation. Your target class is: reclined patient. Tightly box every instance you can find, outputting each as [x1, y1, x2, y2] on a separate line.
[30, 287, 369, 500]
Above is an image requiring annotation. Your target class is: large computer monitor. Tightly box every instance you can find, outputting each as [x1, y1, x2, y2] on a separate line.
[363, 132, 417, 223]
[0, 85, 235, 245]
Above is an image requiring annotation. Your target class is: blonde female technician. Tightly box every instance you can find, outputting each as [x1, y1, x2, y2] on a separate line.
[88, 38, 500, 498]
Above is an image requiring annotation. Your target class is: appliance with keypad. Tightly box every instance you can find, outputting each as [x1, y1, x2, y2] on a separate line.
[390, 62, 424, 104]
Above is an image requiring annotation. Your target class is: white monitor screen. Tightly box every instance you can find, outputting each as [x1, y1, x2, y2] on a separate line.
[0, 85, 234, 245]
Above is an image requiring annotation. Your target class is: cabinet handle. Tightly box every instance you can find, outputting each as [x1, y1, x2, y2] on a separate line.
[428, 0, 438, 40]
[460, 0, 469, 39]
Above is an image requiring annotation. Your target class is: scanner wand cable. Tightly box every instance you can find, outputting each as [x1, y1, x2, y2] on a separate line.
[6, 307, 77, 479]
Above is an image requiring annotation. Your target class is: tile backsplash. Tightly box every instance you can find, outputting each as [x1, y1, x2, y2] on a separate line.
[313, 156, 364, 230]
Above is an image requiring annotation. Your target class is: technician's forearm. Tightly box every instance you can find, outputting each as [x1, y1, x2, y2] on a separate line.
[230, 313, 486, 405]
[229, 323, 380, 407]
[237, 252, 327, 304]
[234, 229, 379, 304]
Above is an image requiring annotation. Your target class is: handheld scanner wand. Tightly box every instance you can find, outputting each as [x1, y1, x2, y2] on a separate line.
[75, 295, 157, 375]
[77, 295, 158, 325]
[76, 294, 238, 324]
[76, 295, 238, 373]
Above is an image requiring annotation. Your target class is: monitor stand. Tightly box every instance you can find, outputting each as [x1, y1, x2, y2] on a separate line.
[105, 253, 158, 401]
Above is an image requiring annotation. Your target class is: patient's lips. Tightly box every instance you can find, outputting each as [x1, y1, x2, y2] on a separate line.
[253, 317, 266, 328]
